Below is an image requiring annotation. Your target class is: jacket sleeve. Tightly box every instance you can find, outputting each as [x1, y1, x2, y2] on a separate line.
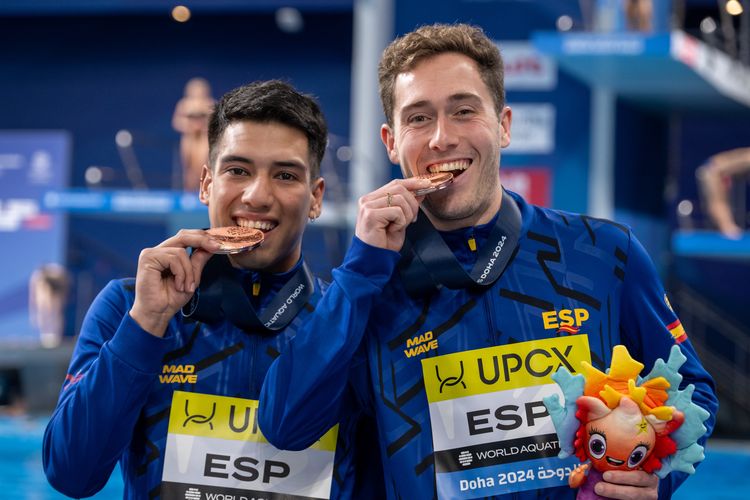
[258, 237, 399, 450]
[42, 280, 173, 498]
[618, 232, 719, 499]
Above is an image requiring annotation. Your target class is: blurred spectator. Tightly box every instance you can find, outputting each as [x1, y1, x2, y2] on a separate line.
[696, 147, 750, 238]
[587, 0, 671, 32]
[624, 0, 653, 31]
[172, 77, 215, 191]
[28, 263, 70, 348]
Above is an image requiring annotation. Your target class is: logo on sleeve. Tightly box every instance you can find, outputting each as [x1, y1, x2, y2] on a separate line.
[664, 294, 687, 343]
[63, 372, 84, 390]
[667, 319, 687, 343]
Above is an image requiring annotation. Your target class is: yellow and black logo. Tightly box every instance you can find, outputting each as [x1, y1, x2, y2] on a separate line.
[160, 364, 198, 384]
[422, 335, 591, 403]
[434, 360, 466, 393]
[404, 331, 438, 358]
[182, 399, 216, 430]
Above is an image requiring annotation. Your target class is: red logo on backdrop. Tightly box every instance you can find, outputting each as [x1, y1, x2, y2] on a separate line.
[500, 167, 551, 207]
[504, 57, 543, 77]
[678, 34, 699, 68]
[23, 213, 53, 230]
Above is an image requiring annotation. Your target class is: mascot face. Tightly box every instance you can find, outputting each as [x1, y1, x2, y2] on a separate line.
[582, 396, 656, 472]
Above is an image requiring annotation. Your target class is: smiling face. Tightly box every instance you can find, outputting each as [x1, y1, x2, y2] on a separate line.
[584, 400, 656, 473]
[200, 120, 324, 273]
[381, 52, 511, 231]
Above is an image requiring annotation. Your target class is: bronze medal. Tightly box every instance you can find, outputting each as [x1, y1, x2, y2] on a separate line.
[413, 171, 454, 196]
[206, 226, 264, 254]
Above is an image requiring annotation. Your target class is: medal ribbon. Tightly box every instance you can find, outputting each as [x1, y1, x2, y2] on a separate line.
[398, 189, 522, 296]
[182, 254, 314, 333]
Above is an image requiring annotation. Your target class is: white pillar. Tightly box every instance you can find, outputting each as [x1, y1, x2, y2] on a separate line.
[349, 0, 394, 206]
[588, 87, 615, 219]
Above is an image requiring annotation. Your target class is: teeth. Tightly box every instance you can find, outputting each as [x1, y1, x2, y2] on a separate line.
[237, 219, 275, 231]
[427, 160, 470, 173]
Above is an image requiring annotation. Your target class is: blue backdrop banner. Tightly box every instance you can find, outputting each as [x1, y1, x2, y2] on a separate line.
[0, 131, 69, 343]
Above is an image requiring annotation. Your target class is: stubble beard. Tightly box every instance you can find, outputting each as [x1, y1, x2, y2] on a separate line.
[423, 170, 501, 228]
[423, 191, 501, 230]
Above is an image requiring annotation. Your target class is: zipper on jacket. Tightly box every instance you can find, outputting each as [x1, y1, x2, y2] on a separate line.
[247, 276, 261, 396]
[248, 331, 258, 396]
[483, 288, 498, 345]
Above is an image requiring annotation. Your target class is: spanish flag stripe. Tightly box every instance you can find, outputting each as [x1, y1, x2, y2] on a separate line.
[667, 320, 687, 343]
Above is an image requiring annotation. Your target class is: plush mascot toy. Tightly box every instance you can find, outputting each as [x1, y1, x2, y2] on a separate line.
[543, 345, 710, 499]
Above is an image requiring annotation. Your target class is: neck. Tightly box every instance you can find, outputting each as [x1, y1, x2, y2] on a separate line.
[424, 189, 503, 232]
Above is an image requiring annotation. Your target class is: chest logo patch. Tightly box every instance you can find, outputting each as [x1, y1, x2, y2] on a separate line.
[160, 364, 198, 384]
[404, 330, 439, 358]
[541, 308, 589, 334]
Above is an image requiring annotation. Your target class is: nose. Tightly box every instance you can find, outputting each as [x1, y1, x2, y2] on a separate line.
[428, 115, 458, 152]
[240, 173, 273, 209]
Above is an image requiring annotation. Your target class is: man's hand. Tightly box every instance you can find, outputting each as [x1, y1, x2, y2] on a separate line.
[595, 470, 658, 500]
[355, 177, 431, 252]
[129, 230, 221, 337]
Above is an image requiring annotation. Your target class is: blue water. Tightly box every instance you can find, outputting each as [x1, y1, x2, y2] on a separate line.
[672, 441, 750, 500]
[1, 416, 747, 499]
[1, 416, 123, 499]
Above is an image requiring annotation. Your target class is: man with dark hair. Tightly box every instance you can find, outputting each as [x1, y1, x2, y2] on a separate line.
[207, 80, 328, 178]
[43, 80, 369, 499]
[259, 24, 717, 499]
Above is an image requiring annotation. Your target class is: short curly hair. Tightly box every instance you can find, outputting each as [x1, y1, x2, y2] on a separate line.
[378, 23, 505, 127]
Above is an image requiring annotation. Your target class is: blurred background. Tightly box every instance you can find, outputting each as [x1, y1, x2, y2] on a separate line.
[0, 0, 748, 497]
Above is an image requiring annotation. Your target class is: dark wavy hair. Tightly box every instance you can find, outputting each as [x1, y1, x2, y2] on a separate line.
[208, 80, 328, 178]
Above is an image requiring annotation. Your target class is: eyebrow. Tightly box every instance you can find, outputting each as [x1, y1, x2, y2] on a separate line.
[219, 154, 253, 165]
[219, 155, 308, 170]
[399, 92, 483, 117]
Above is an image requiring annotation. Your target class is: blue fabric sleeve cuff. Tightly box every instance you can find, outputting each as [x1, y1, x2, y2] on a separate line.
[341, 236, 400, 279]
[106, 313, 173, 374]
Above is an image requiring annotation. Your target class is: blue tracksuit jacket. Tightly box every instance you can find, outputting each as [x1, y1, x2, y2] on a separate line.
[43, 258, 370, 499]
[259, 191, 718, 500]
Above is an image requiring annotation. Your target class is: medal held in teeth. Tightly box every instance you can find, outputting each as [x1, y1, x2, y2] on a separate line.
[413, 171, 454, 196]
[207, 226, 264, 254]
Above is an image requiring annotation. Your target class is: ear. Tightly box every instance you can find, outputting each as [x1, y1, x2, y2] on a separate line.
[380, 123, 399, 164]
[308, 176, 325, 220]
[199, 164, 212, 206]
[577, 396, 611, 421]
[499, 106, 512, 148]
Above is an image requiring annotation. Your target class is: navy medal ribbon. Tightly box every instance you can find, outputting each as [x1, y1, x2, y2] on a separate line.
[398, 189, 522, 296]
[182, 254, 313, 333]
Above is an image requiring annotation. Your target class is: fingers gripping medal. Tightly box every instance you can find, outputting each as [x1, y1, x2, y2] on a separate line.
[412, 172, 453, 196]
[206, 226, 264, 254]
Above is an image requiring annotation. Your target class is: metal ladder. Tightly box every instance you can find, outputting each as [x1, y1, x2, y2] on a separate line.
[672, 283, 750, 437]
